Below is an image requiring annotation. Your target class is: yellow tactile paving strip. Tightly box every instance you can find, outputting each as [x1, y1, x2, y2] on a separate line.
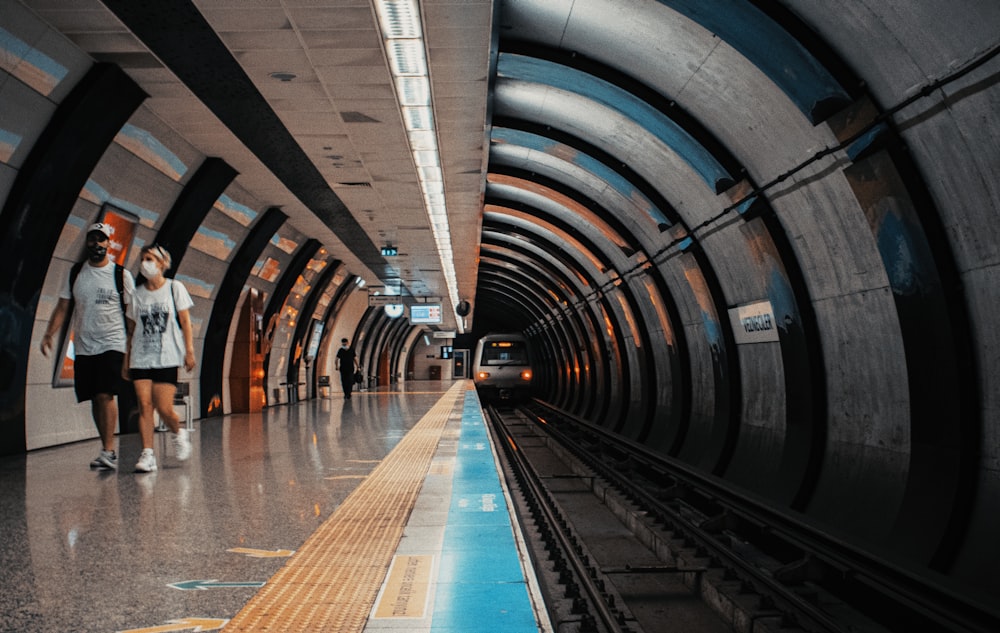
[223, 381, 469, 632]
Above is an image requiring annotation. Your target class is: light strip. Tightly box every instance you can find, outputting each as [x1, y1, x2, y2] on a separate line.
[375, 0, 463, 332]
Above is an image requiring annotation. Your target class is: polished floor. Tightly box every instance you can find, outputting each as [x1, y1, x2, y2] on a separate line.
[0, 381, 542, 633]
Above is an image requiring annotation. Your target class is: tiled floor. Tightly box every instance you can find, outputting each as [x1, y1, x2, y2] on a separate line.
[0, 384, 457, 633]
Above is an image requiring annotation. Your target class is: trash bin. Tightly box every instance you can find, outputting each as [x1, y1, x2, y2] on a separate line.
[429, 365, 441, 380]
[318, 375, 330, 398]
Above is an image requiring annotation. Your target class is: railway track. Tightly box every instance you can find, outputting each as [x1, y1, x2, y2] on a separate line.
[484, 401, 1000, 633]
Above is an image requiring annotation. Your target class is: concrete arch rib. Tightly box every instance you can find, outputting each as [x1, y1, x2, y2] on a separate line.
[499, 0, 850, 125]
[478, 254, 600, 418]
[480, 231, 607, 417]
[486, 176, 669, 438]
[490, 127, 673, 233]
[497, 53, 735, 193]
[493, 79, 729, 226]
[480, 217, 619, 423]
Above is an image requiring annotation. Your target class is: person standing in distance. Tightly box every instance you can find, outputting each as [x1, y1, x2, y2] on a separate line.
[40, 223, 135, 470]
[335, 338, 358, 399]
[125, 244, 195, 473]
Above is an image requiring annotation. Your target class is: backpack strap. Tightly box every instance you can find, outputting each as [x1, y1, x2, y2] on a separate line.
[69, 261, 84, 295]
[114, 264, 125, 316]
[170, 278, 182, 328]
[67, 261, 84, 315]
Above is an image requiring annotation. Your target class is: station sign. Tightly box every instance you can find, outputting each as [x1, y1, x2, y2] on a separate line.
[369, 293, 402, 306]
[728, 300, 780, 344]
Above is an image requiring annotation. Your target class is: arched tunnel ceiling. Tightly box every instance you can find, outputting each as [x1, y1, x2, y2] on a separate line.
[475, 0, 909, 338]
[20, 0, 496, 332]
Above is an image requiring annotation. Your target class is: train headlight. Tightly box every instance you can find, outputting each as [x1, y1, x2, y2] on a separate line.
[477, 371, 490, 380]
[520, 370, 532, 381]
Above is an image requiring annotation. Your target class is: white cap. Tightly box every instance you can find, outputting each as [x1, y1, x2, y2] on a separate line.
[87, 222, 112, 238]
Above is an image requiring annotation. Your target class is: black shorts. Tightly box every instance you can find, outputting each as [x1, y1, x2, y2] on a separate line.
[130, 367, 179, 385]
[74, 351, 125, 403]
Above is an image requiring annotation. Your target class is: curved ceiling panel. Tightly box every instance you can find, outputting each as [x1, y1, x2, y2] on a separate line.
[487, 174, 635, 257]
[498, 53, 736, 192]
[493, 79, 727, 217]
[501, 0, 853, 123]
[491, 128, 673, 233]
[491, 127, 672, 230]
[480, 232, 588, 310]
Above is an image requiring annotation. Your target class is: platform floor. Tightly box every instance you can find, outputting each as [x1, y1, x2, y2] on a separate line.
[0, 381, 546, 633]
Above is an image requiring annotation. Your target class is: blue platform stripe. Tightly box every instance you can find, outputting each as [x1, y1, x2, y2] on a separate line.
[499, 53, 735, 194]
[431, 392, 538, 632]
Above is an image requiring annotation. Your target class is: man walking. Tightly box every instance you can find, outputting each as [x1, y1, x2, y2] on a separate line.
[334, 338, 357, 399]
[40, 223, 135, 469]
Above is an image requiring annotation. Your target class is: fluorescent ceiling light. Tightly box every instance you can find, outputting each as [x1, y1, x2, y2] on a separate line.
[386, 40, 427, 75]
[418, 165, 442, 181]
[375, 0, 463, 332]
[374, 0, 421, 38]
[396, 77, 430, 105]
[407, 130, 437, 150]
[402, 105, 433, 130]
[413, 150, 438, 167]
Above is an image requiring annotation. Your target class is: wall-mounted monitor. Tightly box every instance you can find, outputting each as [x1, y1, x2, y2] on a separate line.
[409, 304, 442, 324]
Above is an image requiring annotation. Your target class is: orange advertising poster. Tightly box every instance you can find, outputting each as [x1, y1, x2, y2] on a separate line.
[100, 203, 138, 265]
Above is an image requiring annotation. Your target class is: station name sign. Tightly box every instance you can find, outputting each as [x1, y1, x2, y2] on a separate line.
[728, 300, 780, 344]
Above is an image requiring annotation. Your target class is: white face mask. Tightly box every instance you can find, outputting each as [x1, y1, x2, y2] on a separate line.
[141, 260, 161, 279]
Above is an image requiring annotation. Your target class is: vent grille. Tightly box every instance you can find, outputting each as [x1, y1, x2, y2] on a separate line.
[341, 111, 380, 123]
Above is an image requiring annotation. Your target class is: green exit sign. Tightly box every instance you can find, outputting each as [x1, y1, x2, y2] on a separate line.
[381, 246, 398, 256]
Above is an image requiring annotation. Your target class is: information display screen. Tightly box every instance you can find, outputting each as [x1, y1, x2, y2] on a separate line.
[409, 304, 442, 324]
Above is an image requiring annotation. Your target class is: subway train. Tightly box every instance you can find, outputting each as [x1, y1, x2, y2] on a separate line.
[472, 333, 533, 403]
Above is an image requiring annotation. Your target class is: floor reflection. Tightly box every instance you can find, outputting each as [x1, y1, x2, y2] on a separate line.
[0, 382, 453, 633]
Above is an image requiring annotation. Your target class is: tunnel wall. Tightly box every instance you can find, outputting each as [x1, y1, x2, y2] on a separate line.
[495, 0, 1000, 597]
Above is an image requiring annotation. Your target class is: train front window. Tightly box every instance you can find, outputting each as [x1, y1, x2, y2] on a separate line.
[483, 341, 528, 365]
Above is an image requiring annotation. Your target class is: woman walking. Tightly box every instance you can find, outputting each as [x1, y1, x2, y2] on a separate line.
[125, 244, 195, 472]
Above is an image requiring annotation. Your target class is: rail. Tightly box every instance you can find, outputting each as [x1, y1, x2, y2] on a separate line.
[485, 404, 635, 632]
[521, 400, 1000, 633]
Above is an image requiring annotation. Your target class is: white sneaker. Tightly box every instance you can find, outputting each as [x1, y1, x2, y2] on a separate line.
[135, 449, 157, 473]
[90, 450, 117, 470]
[173, 429, 191, 461]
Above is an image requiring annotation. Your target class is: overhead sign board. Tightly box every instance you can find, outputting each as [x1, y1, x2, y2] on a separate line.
[369, 294, 402, 306]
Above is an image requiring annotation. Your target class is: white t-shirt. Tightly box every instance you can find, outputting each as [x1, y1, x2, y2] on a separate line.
[60, 261, 135, 356]
[127, 279, 194, 369]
